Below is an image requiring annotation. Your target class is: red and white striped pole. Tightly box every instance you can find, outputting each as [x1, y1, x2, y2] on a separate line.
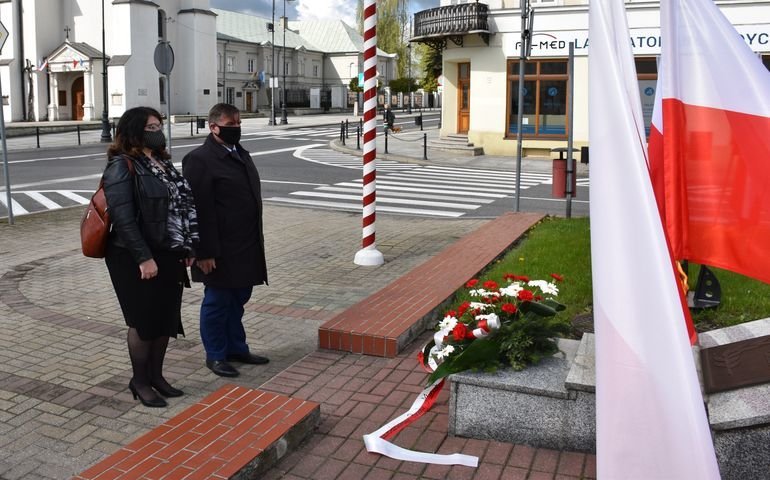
[354, 0, 384, 266]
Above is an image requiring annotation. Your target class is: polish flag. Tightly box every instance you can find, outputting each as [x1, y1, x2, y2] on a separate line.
[650, 0, 770, 285]
[589, 0, 720, 477]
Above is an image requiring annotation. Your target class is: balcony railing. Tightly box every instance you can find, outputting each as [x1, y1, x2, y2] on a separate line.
[412, 2, 489, 45]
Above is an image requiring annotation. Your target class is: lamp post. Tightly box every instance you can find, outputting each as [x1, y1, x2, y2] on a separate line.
[269, 0, 276, 125]
[407, 43, 412, 114]
[280, 0, 295, 124]
[100, 0, 111, 142]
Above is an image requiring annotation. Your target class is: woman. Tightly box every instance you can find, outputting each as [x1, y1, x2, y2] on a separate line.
[103, 107, 198, 408]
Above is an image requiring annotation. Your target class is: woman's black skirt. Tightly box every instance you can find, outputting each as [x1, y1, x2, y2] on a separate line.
[105, 246, 187, 340]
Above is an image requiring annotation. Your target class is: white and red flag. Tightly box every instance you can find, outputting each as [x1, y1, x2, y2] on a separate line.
[589, 0, 720, 478]
[650, 0, 770, 284]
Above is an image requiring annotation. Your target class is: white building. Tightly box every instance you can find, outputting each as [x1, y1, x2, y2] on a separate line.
[413, 0, 770, 157]
[214, 8, 398, 113]
[0, 0, 217, 123]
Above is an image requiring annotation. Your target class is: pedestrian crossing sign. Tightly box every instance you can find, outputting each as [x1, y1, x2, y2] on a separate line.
[0, 21, 8, 54]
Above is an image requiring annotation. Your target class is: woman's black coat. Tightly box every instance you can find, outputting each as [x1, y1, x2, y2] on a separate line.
[182, 134, 267, 288]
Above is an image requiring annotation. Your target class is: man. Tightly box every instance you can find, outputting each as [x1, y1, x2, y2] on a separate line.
[182, 103, 269, 377]
[383, 104, 396, 132]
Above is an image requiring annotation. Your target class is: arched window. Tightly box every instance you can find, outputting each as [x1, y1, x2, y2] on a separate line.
[157, 10, 166, 40]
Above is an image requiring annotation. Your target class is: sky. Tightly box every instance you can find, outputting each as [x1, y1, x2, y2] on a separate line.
[209, 0, 440, 29]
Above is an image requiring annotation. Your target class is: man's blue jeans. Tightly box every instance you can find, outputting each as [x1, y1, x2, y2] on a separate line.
[200, 286, 253, 361]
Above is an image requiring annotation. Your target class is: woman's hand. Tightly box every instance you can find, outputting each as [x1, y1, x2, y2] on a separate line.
[184, 257, 196, 268]
[139, 259, 158, 280]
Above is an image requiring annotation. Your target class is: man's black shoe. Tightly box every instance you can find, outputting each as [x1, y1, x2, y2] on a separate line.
[226, 352, 270, 365]
[206, 360, 239, 377]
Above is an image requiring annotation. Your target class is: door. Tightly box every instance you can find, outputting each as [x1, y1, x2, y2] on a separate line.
[457, 63, 470, 134]
[246, 92, 253, 112]
[71, 77, 84, 120]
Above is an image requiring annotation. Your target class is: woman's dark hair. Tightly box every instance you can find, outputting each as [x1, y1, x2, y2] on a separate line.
[107, 106, 170, 160]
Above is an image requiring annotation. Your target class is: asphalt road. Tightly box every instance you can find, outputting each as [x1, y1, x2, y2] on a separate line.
[0, 113, 588, 219]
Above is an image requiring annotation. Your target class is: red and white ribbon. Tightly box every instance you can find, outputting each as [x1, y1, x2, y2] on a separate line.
[363, 379, 478, 467]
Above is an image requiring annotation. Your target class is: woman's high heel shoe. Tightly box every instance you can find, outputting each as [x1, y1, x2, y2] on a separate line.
[128, 380, 167, 408]
[151, 382, 184, 398]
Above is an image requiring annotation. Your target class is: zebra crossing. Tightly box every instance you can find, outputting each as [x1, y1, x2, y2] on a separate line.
[0, 190, 91, 217]
[244, 126, 341, 141]
[266, 162, 553, 218]
[293, 145, 418, 172]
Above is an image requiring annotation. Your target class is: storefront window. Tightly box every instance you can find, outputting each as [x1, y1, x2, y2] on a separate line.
[507, 59, 568, 137]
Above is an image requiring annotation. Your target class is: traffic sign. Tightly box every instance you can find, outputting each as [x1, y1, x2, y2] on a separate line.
[153, 42, 174, 75]
[0, 20, 8, 54]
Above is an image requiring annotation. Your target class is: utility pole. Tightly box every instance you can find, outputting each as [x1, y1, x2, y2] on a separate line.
[100, 0, 112, 142]
[269, 0, 276, 125]
[514, 0, 533, 211]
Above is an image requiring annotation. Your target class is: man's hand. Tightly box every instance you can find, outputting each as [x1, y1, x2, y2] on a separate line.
[197, 258, 217, 274]
[139, 259, 158, 280]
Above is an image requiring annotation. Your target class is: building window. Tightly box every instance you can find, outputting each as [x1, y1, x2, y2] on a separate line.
[159, 77, 166, 104]
[226, 87, 235, 104]
[507, 59, 569, 138]
[248, 58, 255, 73]
[227, 56, 235, 73]
[284, 62, 289, 76]
[218, 53, 222, 72]
[58, 90, 67, 106]
[313, 65, 319, 77]
[157, 10, 165, 39]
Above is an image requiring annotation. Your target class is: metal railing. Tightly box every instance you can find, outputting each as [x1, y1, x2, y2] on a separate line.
[413, 2, 489, 38]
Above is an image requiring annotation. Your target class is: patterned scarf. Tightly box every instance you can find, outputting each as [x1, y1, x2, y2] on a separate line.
[136, 154, 199, 253]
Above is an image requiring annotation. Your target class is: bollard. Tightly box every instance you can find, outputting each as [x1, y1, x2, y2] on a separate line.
[195, 116, 199, 134]
[36, 127, 40, 148]
[420, 113, 424, 131]
[384, 128, 388, 154]
[438, 111, 441, 129]
[423, 133, 427, 160]
[77, 125, 81, 146]
[345, 119, 349, 139]
[357, 125, 360, 150]
[341, 121, 346, 146]
[112, 122, 116, 138]
[190, 119, 193, 137]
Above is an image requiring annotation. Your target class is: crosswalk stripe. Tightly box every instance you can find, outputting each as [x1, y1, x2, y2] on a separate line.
[57, 191, 91, 204]
[423, 165, 553, 179]
[24, 192, 62, 209]
[289, 191, 480, 209]
[315, 186, 497, 203]
[360, 178, 519, 194]
[265, 197, 464, 217]
[0, 196, 29, 214]
[382, 172, 531, 188]
[334, 182, 509, 198]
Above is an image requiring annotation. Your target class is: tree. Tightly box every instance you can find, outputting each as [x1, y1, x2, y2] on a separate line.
[349, 77, 363, 93]
[356, 0, 410, 79]
[388, 77, 418, 93]
[416, 43, 442, 92]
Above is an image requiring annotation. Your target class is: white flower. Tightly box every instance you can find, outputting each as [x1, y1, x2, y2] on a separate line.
[475, 313, 499, 324]
[528, 280, 559, 296]
[435, 345, 455, 359]
[500, 283, 524, 297]
[469, 288, 500, 298]
[469, 302, 490, 311]
[438, 315, 458, 330]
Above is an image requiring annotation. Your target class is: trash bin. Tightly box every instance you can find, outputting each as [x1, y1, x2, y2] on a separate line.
[414, 115, 422, 126]
[196, 118, 206, 129]
[551, 147, 578, 198]
[581, 146, 589, 164]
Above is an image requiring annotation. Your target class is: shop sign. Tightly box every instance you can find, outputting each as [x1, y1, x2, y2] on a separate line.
[509, 25, 770, 57]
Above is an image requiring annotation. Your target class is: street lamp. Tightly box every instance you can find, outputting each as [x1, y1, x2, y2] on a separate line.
[269, 0, 276, 126]
[280, 0, 296, 125]
[407, 43, 412, 114]
[100, 0, 112, 142]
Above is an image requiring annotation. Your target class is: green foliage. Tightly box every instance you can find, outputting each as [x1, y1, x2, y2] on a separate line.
[428, 339, 500, 384]
[348, 77, 363, 93]
[416, 43, 442, 92]
[356, 0, 410, 78]
[388, 77, 418, 93]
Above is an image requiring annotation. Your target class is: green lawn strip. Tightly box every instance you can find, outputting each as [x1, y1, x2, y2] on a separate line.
[444, 216, 770, 334]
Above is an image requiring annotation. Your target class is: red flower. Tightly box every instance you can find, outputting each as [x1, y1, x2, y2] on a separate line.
[483, 297, 494, 304]
[446, 310, 457, 318]
[515, 275, 530, 282]
[503, 273, 516, 281]
[466, 279, 479, 288]
[534, 295, 543, 301]
[452, 323, 468, 341]
[502, 303, 518, 314]
[550, 273, 564, 282]
[483, 280, 499, 290]
[458, 301, 471, 316]
[518, 289, 534, 301]
[472, 308, 481, 316]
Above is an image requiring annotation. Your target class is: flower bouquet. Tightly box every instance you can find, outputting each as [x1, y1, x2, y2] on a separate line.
[420, 273, 571, 384]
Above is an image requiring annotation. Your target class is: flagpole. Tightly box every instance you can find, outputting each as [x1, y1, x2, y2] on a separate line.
[565, 42, 575, 218]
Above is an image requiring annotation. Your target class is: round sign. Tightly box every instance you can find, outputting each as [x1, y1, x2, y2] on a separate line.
[154, 42, 174, 75]
[547, 87, 558, 97]
[644, 87, 655, 96]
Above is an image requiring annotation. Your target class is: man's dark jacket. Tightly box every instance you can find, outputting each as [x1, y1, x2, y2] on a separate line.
[182, 134, 267, 288]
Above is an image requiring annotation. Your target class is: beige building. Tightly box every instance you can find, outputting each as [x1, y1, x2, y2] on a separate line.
[412, 0, 770, 157]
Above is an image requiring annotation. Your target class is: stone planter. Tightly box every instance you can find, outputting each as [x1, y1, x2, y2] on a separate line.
[448, 319, 770, 479]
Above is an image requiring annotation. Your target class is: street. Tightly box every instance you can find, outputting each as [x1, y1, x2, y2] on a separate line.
[0, 113, 588, 219]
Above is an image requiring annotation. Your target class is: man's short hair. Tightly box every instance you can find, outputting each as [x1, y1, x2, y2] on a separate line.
[208, 103, 240, 123]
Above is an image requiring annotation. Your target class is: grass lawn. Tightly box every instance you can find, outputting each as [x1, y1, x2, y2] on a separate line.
[454, 216, 770, 332]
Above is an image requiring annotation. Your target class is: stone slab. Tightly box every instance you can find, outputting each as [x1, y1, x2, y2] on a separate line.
[565, 333, 595, 393]
[449, 338, 596, 452]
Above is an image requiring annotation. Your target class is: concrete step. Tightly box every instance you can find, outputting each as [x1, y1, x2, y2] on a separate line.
[429, 141, 484, 156]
